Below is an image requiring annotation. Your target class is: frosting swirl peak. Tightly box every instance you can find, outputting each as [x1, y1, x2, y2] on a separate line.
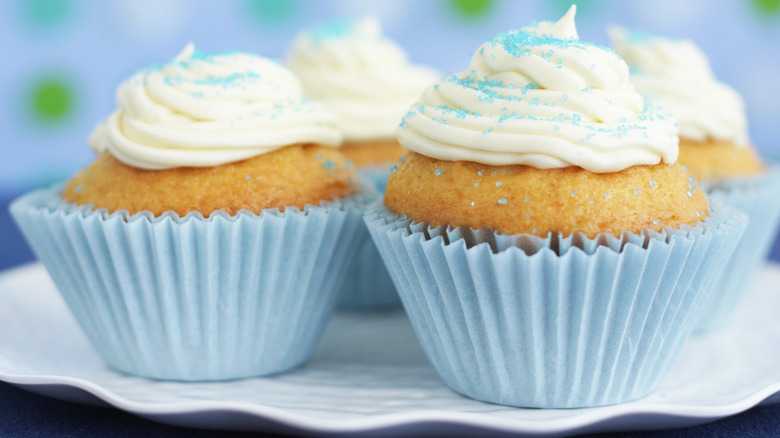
[91, 44, 341, 169]
[397, 6, 679, 173]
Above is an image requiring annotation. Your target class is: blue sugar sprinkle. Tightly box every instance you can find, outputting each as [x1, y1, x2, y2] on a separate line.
[245, 174, 251, 180]
[603, 192, 610, 198]
[682, 165, 688, 171]
[687, 190, 694, 197]
[435, 168, 443, 176]
[653, 220, 660, 225]
[398, 156, 405, 162]
[391, 165, 398, 172]
[400, 214, 407, 220]
[532, 228, 537, 233]
[400, 120, 407, 129]
[561, 93, 569, 101]
[696, 210, 701, 216]
[588, 198, 595, 204]
[524, 196, 530, 203]
[498, 198, 507, 205]
[571, 190, 578, 197]
[525, 212, 531, 217]
[634, 189, 640, 195]
[471, 201, 475, 206]
[474, 182, 480, 187]
[649, 179, 657, 187]
[322, 160, 335, 169]
[477, 171, 483, 176]
[495, 181, 502, 187]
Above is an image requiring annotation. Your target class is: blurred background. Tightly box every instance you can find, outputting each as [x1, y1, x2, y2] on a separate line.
[1, 0, 779, 269]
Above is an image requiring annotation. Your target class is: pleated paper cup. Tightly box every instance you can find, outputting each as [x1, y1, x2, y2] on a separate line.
[358, 165, 393, 193]
[694, 164, 780, 332]
[336, 166, 401, 309]
[10, 185, 367, 381]
[365, 202, 747, 408]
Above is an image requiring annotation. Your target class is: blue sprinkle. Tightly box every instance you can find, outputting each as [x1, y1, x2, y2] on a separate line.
[532, 228, 537, 233]
[525, 212, 531, 217]
[524, 196, 530, 203]
[400, 214, 407, 220]
[588, 198, 595, 204]
[498, 198, 507, 205]
[696, 211, 701, 216]
[561, 93, 569, 101]
[653, 220, 660, 225]
[634, 189, 640, 195]
[477, 171, 483, 176]
[435, 168, 443, 176]
[398, 156, 405, 162]
[571, 190, 578, 197]
[687, 190, 694, 197]
[391, 165, 398, 172]
[495, 181, 502, 187]
[322, 160, 335, 169]
[470, 201, 475, 206]
[603, 192, 609, 198]
[474, 182, 480, 187]
[649, 179, 657, 187]
[245, 174, 251, 180]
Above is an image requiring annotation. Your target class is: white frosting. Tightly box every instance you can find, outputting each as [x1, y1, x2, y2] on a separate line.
[397, 6, 679, 173]
[610, 27, 748, 145]
[91, 44, 342, 169]
[286, 17, 439, 142]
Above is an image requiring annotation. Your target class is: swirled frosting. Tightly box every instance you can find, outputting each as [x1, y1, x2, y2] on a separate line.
[286, 17, 439, 142]
[610, 27, 748, 146]
[397, 6, 679, 173]
[90, 44, 342, 169]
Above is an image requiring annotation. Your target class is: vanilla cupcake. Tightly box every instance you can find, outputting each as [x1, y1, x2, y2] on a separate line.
[287, 16, 439, 186]
[286, 17, 438, 309]
[612, 28, 780, 332]
[10, 44, 369, 381]
[365, 7, 746, 408]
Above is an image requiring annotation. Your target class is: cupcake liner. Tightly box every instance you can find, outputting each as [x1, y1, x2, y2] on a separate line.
[336, 166, 401, 309]
[364, 202, 747, 408]
[10, 185, 368, 381]
[694, 164, 780, 332]
[357, 165, 393, 193]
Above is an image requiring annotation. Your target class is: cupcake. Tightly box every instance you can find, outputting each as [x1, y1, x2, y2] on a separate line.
[286, 17, 439, 309]
[611, 28, 780, 332]
[10, 44, 369, 381]
[365, 6, 746, 408]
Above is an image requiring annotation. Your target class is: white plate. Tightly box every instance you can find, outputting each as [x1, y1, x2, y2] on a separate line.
[0, 263, 779, 437]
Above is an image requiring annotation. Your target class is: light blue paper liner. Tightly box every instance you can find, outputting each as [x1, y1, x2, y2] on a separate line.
[336, 165, 401, 309]
[10, 185, 368, 381]
[694, 164, 780, 332]
[358, 165, 393, 193]
[364, 202, 747, 408]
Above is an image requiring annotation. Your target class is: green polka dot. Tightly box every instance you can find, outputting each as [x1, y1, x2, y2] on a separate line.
[245, 0, 298, 23]
[450, 0, 493, 18]
[753, 0, 780, 15]
[19, 0, 75, 28]
[549, 0, 596, 18]
[30, 78, 74, 122]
